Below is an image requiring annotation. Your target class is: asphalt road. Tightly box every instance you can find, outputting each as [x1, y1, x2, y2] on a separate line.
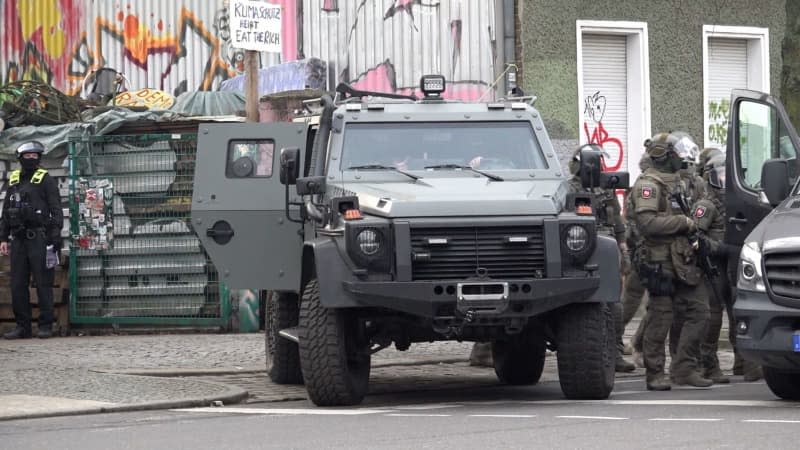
[1, 376, 797, 450]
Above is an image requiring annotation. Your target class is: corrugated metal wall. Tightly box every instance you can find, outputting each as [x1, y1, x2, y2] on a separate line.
[1, 0, 499, 101]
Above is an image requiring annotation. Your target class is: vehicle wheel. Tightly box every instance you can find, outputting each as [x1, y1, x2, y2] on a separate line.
[492, 327, 547, 385]
[555, 302, 615, 399]
[298, 279, 371, 406]
[265, 291, 303, 384]
[763, 367, 800, 400]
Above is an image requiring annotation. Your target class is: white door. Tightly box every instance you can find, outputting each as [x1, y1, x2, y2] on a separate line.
[707, 38, 748, 149]
[581, 34, 628, 172]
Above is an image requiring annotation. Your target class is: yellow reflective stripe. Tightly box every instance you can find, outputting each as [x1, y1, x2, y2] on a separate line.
[9, 170, 20, 185]
[31, 168, 47, 184]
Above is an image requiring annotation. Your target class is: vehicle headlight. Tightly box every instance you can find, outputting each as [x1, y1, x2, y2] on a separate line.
[345, 223, 393, 272]
[560, 222, 596, 265]
[565, 225, 589, 252]
[357, 229, 381, 255]
[738, 241, 765, 292]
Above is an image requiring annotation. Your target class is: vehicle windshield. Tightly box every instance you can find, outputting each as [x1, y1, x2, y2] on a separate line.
[340, 121, 549, 172]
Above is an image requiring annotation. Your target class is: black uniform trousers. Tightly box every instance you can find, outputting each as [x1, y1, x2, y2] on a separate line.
[10, 229, 54, 333]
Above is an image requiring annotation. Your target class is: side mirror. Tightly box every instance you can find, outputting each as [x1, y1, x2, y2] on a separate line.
[296, 176, 326, 196]
[280, 147, 301, 185]
[761, 159, 790, 207]
[579, 148, 603, 188]
[598, 171, 630, 190]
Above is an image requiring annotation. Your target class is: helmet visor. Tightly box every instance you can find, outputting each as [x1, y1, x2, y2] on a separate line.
[709, 165, 726, 189]
[673, 136, 699, 163]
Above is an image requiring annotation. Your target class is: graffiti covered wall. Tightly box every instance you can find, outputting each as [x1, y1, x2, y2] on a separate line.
[1, 0, 499, 101]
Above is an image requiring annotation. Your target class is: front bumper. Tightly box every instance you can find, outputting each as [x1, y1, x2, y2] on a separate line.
[343, 275, 601, 318]
[734, 289, 800, 370]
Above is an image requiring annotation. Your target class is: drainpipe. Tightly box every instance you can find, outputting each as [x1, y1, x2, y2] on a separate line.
[501, 0, 517, 97]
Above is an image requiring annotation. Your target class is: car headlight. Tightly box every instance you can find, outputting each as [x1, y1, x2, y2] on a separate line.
[346, 223, 393, 272]
[565, 225, 589, 252]
[560, 222, 596, 265]
[738, 241, 765, 292]
[357, 229, 381, 255]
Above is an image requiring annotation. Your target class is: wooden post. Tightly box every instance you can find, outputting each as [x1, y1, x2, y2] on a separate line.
[245, 50, 259, 122]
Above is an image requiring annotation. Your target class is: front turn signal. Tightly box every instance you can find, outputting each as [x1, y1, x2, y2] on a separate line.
[344, 209, 363, 220]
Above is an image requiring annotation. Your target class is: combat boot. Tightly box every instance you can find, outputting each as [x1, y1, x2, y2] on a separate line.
[704, 365, 730, 384]
[672, 372, 713, 388]
[646, 374, 671, 391]
[469, 342, 493, 367]
[732, 353, 744, 375]
[743, 363, 763, 382]
[3, 327, 32, 340]
[37, 327, 53, 339]
[616, 355, 636, 373]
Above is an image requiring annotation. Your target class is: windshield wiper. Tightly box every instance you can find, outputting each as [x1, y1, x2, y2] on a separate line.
[423, 164, 504, 181]
[346, 164, 421, 181]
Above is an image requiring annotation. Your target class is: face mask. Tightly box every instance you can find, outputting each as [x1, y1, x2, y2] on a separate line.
[668, 154, 683, 173]
[20, 157, 39, 171]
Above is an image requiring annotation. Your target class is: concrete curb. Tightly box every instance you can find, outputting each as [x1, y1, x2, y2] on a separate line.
[0, 377, 248, 422]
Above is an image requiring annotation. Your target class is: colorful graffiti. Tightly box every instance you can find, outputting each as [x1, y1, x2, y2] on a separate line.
[2, 0, 495, 103]
[583, 91, 625, 171]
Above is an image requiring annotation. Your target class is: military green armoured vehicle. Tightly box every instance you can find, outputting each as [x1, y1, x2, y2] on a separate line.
[192, 76, 627, 406]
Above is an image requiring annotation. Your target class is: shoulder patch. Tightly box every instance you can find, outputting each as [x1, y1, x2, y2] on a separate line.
[695, 206, 706, 218]
[641, 186, 653, 199]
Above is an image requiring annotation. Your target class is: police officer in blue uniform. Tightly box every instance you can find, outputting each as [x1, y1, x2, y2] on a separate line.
[1, 141, 64, 339]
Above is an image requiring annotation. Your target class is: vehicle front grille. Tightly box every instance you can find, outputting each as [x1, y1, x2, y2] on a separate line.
[409, 225, 546, 280]
[764, 252, 800, 300]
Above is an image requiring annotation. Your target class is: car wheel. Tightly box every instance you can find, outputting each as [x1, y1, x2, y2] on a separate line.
[555, 302, 615, 399]
[763, 366, 800, 400]
[298, 278, 370, 406]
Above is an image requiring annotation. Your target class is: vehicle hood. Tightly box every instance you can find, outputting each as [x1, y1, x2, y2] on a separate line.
[749, 196, 800, 252]
[331, 177, 567, 217]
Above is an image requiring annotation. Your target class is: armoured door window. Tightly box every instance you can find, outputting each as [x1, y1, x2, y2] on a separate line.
[737, 101, 799, 190]
[226, 140, 275, 178]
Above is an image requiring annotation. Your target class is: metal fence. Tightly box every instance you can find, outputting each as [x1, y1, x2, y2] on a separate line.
[67, 132, 229, 326]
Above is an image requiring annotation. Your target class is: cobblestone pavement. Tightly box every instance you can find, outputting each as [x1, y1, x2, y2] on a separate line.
[0, 318, 736, 419]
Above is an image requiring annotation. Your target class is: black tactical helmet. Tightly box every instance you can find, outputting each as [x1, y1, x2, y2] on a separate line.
[16, 141, 45, 159]
[643, 132, 679, 160]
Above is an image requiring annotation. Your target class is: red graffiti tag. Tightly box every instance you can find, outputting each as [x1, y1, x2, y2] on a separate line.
[583, 121, 624, 172]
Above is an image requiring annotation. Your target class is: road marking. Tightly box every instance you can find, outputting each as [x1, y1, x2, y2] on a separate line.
[469, 414, 536, 418]
[649, 418, 723, 422]
[385, 413, 451, 417]
[556, 415, 628, 420]
[392, 403, 463, 410]
[519, 399, 799, 408]
[742, 419, 800, 424]
[171, 407, 390, 415]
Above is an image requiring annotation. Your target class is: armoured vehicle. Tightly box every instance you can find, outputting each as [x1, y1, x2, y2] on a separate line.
[192, 76, 627, 406]
[725, 90, 800, 400]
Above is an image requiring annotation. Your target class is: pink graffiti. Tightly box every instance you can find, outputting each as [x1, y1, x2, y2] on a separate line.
[583, 121, 624, 172]
[350, 61, 488, 102]
[583, 91, 624, 171]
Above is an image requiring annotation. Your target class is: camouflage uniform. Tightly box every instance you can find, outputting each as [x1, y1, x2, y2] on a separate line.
[693, 150, 762, 382]
[567, 148, 634, 373]
[621, 156, 651, 364]
[631, 133, 711, 390]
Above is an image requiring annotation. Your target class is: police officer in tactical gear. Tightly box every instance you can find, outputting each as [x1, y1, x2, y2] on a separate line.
[693, 149, 763, 382]
[0, 141, 64, 339]
[568, 145, 636, 373]
[630, 132, 712, 390]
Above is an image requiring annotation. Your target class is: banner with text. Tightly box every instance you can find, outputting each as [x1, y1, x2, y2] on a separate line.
[230, 0, 282, 53]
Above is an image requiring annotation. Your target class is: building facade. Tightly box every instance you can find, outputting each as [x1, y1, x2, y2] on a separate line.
[517, 0, 787, 179]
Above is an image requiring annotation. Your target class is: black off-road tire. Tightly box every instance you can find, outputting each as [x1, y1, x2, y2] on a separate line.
[492, 328, 547, 385]
[265, 292, 303, 384]
[763, 367, 800, 400]
[555, 302, 615, 399]
[298, 279, 371, 406]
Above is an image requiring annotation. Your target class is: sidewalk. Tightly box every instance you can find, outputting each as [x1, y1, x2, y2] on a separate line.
[0, 318, 733, 421]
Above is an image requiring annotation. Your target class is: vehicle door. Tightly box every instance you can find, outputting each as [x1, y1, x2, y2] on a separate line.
[725, 89, 800, 246]
[192, 122, 308, 290]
